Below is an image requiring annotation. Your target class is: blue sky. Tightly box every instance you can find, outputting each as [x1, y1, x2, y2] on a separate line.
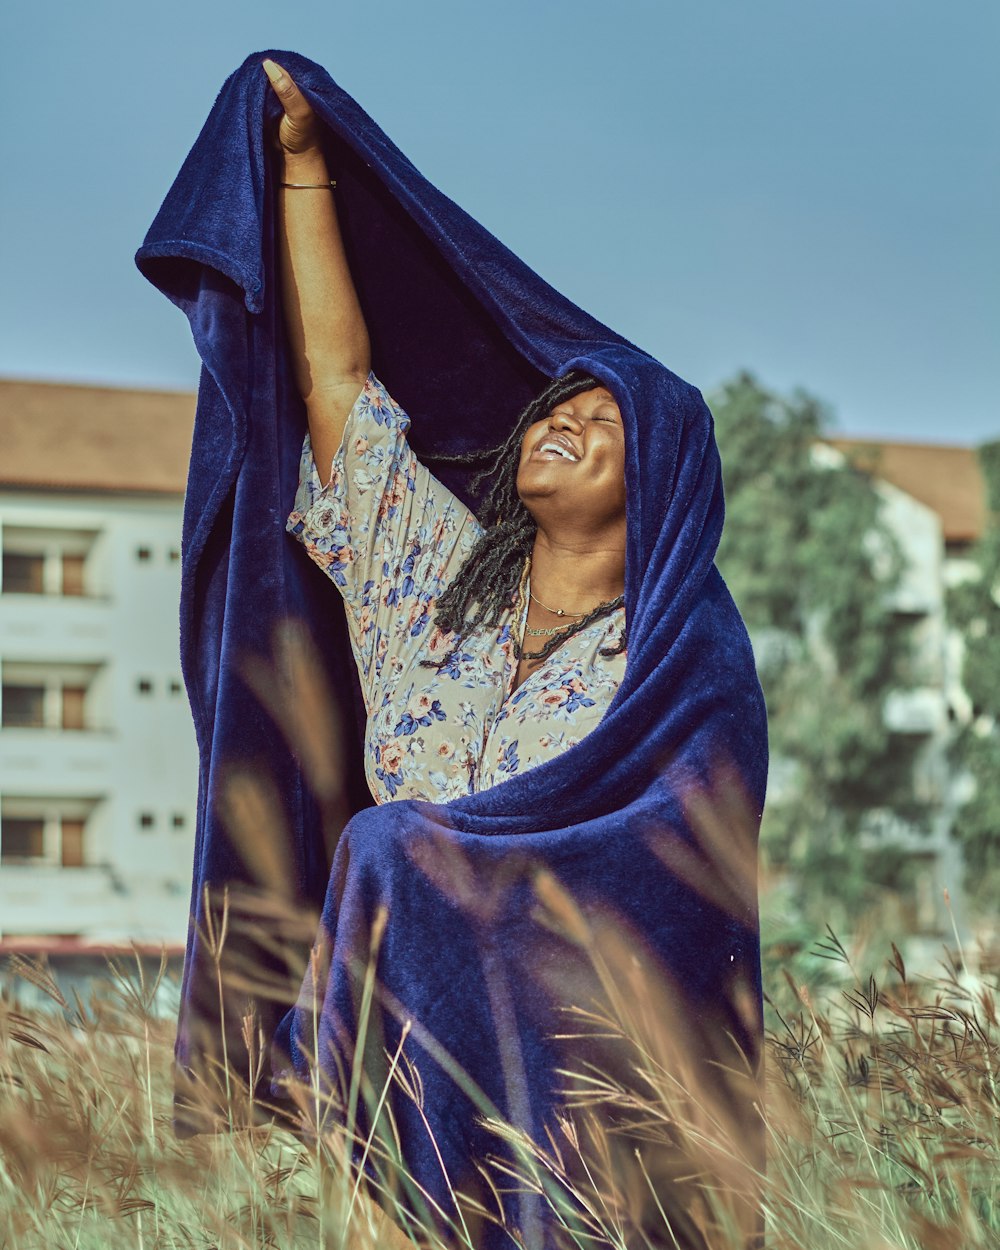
[2, 0, 996, 443]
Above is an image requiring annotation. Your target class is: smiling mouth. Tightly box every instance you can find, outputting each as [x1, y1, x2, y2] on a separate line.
[532, 440, 580, 462]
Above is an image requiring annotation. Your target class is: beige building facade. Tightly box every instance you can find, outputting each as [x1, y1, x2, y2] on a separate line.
[1, 379, 198, 944]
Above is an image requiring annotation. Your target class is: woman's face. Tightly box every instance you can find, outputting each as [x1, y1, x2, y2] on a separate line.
[516, 385, 627, 532]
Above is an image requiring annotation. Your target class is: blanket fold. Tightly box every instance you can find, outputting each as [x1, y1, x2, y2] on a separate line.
[137, 49, 768, 1250]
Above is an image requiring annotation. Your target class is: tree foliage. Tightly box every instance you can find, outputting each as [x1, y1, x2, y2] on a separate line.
[707, 371, 928, 928]
[946, 439, 1000, 910]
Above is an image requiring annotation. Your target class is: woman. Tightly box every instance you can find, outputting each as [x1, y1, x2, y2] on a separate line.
[265, 57, 630, 804]
[138, 51, 766, 1249]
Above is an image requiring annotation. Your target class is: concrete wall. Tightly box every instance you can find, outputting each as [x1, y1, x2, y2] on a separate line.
[0, 490, 198, 941]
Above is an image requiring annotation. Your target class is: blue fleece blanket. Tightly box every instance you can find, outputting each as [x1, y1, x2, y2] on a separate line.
[137, 49, 768, 1249]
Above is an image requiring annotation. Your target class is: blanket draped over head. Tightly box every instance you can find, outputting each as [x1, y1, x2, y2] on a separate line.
[137, 50, 768, 1250]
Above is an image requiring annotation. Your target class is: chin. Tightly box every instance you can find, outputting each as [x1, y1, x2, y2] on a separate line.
[514, 479, 559, 512]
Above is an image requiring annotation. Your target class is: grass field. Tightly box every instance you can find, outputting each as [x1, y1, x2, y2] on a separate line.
[1, 889, 998, 1250]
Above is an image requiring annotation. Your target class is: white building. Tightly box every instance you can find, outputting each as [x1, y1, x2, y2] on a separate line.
[825, 435, 986, 951]
[0, 377, 198, 944]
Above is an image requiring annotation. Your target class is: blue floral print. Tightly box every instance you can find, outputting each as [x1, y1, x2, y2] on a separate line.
[286, 371, 626, 805]
[497, 740, 520, 775]
[394, 696, 447, 737]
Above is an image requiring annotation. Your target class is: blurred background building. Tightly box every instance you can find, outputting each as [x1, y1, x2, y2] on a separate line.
[824, 437, 985, 960]
[0, 378, 197, 958]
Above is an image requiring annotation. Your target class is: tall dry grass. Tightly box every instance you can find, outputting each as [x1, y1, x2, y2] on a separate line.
[2, 893, 998, 1248]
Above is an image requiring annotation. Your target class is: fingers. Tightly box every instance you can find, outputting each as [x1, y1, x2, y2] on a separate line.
[262, 59, 311, 123]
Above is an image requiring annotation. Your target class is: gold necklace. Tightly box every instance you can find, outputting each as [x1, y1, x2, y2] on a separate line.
[525, 587, 586, 637]
[527, 589, 587, 619]
[524, 620, 577, 637]
[524, 594, 625, 637]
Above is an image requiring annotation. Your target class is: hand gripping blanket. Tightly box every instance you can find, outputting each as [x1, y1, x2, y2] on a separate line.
[137, 49, 768, 1250]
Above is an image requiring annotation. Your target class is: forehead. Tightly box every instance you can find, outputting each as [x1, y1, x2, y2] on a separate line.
[563, 385, 618, 406]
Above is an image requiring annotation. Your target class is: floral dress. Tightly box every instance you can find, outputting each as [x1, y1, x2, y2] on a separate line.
[286, 372, 627, 805]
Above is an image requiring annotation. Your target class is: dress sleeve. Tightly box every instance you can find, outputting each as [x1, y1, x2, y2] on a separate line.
[286, 372, 483, 709]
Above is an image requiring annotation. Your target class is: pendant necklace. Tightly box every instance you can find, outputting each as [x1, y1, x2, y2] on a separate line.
[524, 585, 587, 636]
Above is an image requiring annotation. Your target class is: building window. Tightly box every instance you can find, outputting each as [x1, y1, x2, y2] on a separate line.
[168, 679, 183, 695]
[171, 813, 186, 829]
[1, 799, 98, 867]
[1, 663, 104, 732]
[136, 546, 152, 562]
[62, 686, 86, 730]
[2, 527, 98, 597]
[2, 684, 46, 729]
[62, 553, 86, 596]
[139, 812, 155, 830]
[2, 552, 45, 594]
[168, 548, 180, 563]
[137, 678, 153, 695]
[61, 820, 85, 867]
[1, 817, 45, 863]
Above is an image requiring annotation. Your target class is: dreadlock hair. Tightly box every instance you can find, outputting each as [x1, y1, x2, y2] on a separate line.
[419, 369, 628, 669]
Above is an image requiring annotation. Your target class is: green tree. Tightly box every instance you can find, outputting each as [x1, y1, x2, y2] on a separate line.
[707, 371, 928, 932]
[946, 439, 1000, 913]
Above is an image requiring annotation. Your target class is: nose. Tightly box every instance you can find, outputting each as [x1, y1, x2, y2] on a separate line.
[549, 404, 583, 431]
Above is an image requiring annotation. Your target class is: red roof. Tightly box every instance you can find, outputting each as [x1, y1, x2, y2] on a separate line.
[0, 377, 195, 494]
[826, 436, 987, 543]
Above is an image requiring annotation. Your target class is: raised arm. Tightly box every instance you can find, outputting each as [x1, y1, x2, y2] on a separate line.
[263, 59, 371, 486]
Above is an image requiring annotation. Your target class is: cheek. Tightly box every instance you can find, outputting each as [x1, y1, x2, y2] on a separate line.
[521, 423, 545, 457]
[516, 431, 535, 473]
[607, 443, 628, 506]
[599, 437, 626, 480]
